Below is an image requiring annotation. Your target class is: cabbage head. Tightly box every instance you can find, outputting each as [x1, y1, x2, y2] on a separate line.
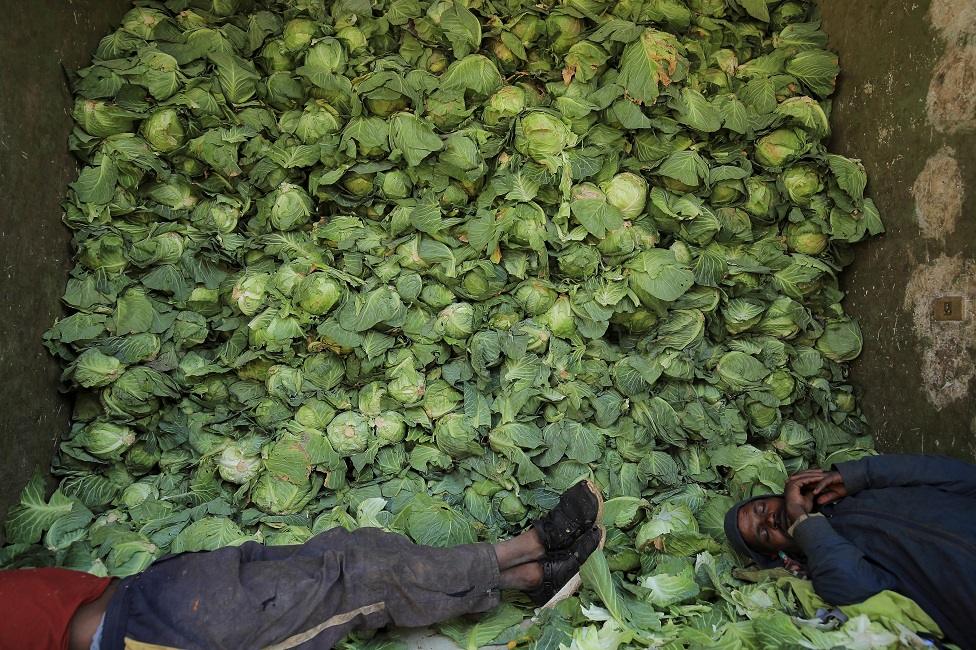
[514, 280, 558, 316]
[294, 100, 341, 144]
[514, 111, 575, 163]
[434, 413, 482, 459]
[295, 398, 337, 429]
[423, 380, 462, 419]
[603, 172, 648, 219]
[816, 318, 863, 362]
[74, 422, 136, 460]
[326, 412, 370, 456]
[785, 221, 828, 255]
[498, 492, 527, 523]
[282, 18, 317, 52]
[303, 352, 345, 391]
[436, 302, 477, 341]
[782, 164, 823, 204]
[543, 296, 577, 339]
[218, 443, 262, 485]
[294, 274, 343, 315]
[121, 481, 158, 509]
[372, 412, 406, 445]
[388, 362, 426, 404]
[251, 473, 320, 515]
[267, 183, 313, 231]
[483, 85, 526, 126]
[71, 349, 124, 388]
[125, 441, 161, 475]
[266, 365, 305, 405]
[754, 128, 808, 168]
[232, 273, 270, 316]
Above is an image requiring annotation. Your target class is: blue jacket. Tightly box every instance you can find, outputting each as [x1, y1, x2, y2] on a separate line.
[792, 454, 976, 649]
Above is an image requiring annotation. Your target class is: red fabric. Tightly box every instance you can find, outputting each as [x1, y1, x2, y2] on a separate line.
[0, 567, 112, 650]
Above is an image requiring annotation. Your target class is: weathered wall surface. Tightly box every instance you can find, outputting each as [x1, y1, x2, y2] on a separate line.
[0, 0, 131, 534]
[819, 0, 976, 460]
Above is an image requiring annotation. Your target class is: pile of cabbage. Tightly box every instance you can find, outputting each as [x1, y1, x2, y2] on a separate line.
[2, 0, 900, 646]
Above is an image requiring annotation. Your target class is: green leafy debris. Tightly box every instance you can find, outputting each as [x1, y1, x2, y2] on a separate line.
[2, 0, 891, 646]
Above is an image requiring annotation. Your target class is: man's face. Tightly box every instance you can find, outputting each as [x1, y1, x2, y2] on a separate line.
[737, 496, 793, 556]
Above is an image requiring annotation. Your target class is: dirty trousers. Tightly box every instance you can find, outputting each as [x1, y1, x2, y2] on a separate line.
[100, 527, 501, 650]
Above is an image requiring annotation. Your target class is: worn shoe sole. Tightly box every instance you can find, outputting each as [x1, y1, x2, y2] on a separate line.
[535, 478, 607, 552]
[582, 479, 605, 533]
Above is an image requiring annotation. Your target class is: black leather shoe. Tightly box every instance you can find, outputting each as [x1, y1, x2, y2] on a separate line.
[527, 526, 604, 607]
[533, 480, 604, 552]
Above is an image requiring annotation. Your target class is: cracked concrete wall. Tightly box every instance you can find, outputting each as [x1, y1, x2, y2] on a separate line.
[820, 0, 976, 460]
[0, 0, 132, 534]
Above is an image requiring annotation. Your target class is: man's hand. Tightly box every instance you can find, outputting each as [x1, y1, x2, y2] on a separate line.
[781, 554, 807, 578]
[784, 473, 820, 526]
[812, 470, 847, 505]
[787, 468, 826, 483]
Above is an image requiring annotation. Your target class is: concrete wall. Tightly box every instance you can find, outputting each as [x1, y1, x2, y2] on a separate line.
[819, 0, 976, 460]
[0, 0, 132, 535]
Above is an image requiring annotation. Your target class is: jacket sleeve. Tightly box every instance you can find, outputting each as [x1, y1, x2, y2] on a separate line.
[835, 454, 976, 497]
[792, 515, 898, 605]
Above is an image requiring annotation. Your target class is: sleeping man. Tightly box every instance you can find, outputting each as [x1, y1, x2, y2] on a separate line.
[725, 454, 976, 649]
[0, 481, 604, 650]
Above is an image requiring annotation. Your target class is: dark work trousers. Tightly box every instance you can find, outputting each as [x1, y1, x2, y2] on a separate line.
[100, 527, 502, 650]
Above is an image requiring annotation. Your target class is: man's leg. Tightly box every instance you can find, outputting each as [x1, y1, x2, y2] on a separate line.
[102, 526, 508, 649]
[493, 529, 547, 591]
[102, 484, 604, 649]
[499, 563, 544, 590]
[492, 528, 546, 571]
